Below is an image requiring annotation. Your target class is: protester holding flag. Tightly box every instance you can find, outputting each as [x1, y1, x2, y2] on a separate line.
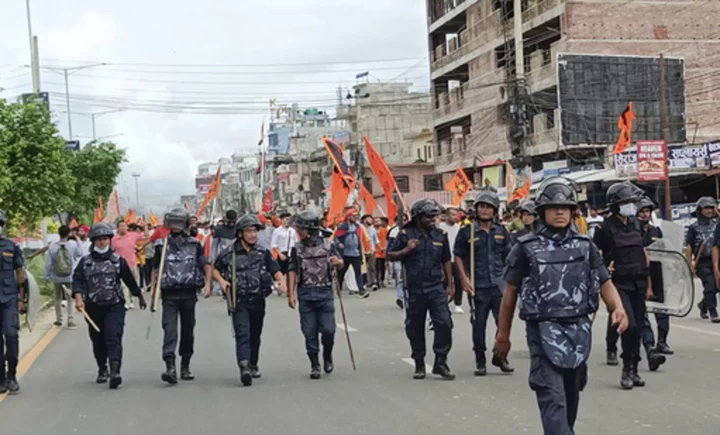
[335, 209, 372, 299]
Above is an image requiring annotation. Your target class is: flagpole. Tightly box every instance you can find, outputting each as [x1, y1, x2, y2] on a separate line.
[258, 145, 266, 212]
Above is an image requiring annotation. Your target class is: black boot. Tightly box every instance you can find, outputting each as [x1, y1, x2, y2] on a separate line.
[620, 367, 634, 390]
[647, 348, 666, 372]
[431, 356, 455, 380]
[474, 353, 486, 376]
[161, 358, 178, 385]
[180, 357, 194, 381]
[0, 379, 6, 394]
[109, 362, 122, 389]
[249, 364, 262, 379]
[606, 351, 619, 366]
[656, 341, 674, 355]
[239, 360, 252, 386]
[632, 362, 645, 387]
[96, 365, 109, 384]
[308, 353, 321, 380]
[323, 348, 334, 374]
[5, 363, 19, 394]
[698, 302, 709, 319]
[492, 355, 515, 373]
[413, 359, 426, 380]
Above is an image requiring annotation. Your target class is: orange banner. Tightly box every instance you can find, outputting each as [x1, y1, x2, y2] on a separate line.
[613, 102, 637, 155]
[196, 165, 222, 218]
[136, 216, 145, 227]
[69, 217, 79, 229]
[103, 190, 120, 224]
[124, 209, 136, 225]
[444, 166, 472, 206]
[510, 178, 531, 203]
[505, 162, 516, 198]
[363, 136, 398, 223]
[359, 184, 377, 215]
[93, 196, 104, 224]
[326, 170, 353, 227]
[149, 211, 159, 226]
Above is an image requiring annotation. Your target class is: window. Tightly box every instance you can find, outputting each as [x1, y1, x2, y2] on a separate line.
[546, 109, 555, 129]
[417, 148, 422, 160]
[395, 176, 410, 193]
[424, 174, 443, 191]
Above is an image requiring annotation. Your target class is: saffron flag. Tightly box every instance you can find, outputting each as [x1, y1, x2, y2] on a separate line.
[322, 137, 355, 186]
[93, 196, 104, 224]
[124, 209, 136, 225]
[505, 162, 516, 198]
[326, 170, 353, 227]
[184, 202, 190, 212]
[196, 165, 222, 217]
[510, 178, 531, 203]
[136, 216, 145, 227]
[103, 189, 120, 224]
[445, 166, 472, 207]
[359, 184, 377, 215]
[261, 188, 273, 212]
[613, 102, 637, 155]
[149, 211, 159, 227]
[363, 136, 398, 222]
[69, 217, 79, 229]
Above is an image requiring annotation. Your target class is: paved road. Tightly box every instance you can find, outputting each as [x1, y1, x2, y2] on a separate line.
[0, 286, 718, 435]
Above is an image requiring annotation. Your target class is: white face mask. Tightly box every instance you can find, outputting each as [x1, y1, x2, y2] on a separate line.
[94, 245, 110, 254]
[619, 203, 637, 217]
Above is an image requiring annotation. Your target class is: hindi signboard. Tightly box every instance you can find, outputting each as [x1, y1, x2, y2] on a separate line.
[637, 140, 667, 181]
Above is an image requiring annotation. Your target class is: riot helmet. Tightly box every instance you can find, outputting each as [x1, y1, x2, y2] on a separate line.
[535, 177, 577, 210]
[606, 181, 643, 207]
[89, 222, 114, 240]
[637, 196, 656, 212]
[235, 214, 264, 233]
[518, 199, 536, 215]
[696, 196, 716, 219]
[410, 198, 441, 220]
[473, 190, 500, 211]
[294, 211, 323, 231]
[164, 208, 190, 232]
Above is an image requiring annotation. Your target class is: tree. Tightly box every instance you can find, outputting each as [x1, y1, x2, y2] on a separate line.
[67, 141, 126, 217]
[0, 99, 76, 229]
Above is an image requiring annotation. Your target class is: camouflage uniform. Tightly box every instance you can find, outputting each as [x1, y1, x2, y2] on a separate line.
[506, 227, 608, 435]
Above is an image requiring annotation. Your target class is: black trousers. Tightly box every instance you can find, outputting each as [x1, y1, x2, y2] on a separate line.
[162, 298, 197, 360]
[299, 299, 336, 355]
[85, 302, 126, 368]
[375, 258, 386, 285]
[0, 298, 19, 379]
[616, 288, 646, 367]
[232, 298, 266, 365]
[405, 288, 452, 360]
[452, 263, 464, 306]
[530, 355, 587, 435]
[698, 264, 718, 309]
[471, 287, 503, 364]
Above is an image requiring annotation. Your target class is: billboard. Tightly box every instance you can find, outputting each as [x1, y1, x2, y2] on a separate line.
[558, 54, 686, 146]
[637, 140, 667, 181]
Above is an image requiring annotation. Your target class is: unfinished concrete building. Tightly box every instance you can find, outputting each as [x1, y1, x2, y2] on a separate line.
[426, 0, 720, 175]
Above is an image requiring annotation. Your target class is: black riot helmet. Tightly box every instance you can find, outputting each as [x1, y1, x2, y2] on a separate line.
[164, 208, 190, 232]
[294, 211, 323, 231]
[534, 176, 578, 210]
[696, 196, 716, 211]
[0, 209, 6, 225]
[410, 198, 441, 220]
[235, 214, 264, 233]
[518, 199, 536, 215]
[89, 222, 114, 240]
[473, 189, 500, 211]
[637, 196, 656, 212]
[606, 181, 643, 207]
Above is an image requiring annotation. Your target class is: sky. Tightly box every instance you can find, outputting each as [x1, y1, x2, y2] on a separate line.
[0, 0, 430, 211]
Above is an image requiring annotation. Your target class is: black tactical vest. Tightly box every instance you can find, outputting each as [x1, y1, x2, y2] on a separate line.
[605, 217, 649, 280]
[0, 238, 19, 300]
[232, 246, 273, 298]
[296, 239, 333, 300]
[518, 232, 600, 322]
[162, 237, 205, 290]
[82, 253, 123, 306]
[690, 218, 715, 261]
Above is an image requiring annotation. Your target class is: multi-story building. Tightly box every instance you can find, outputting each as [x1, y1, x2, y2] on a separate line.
[426, 0, 720, 189]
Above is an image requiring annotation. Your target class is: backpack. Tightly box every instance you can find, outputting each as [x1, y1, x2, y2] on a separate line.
[53, 243, 73, 277]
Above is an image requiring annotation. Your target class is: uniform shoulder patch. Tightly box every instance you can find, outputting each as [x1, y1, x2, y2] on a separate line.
[2, 251, 13, 257]
[401, 229, 407, 234]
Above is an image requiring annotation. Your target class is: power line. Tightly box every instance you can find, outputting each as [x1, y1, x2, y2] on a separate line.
[40, 56, 428, 68]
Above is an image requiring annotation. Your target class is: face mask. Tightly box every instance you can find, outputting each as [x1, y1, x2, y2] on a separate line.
[94, 245, 110, 254]
[619, 203, 637, 217]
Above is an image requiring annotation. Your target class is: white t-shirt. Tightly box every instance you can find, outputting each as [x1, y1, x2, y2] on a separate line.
[587, 215, 604, 238]
[439, 222, 460, 261]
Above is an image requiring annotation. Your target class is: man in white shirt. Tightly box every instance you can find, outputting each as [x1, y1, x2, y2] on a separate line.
[586, 205, 604, 239]
[361, 214, 379, 290]
[439, 207, 463, 314]
[270, 212, 297, 289]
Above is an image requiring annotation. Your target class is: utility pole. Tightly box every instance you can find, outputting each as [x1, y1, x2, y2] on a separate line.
[132, 173, 141, 208]
[64, 69, 72, 139]
[25, 0, 40, 93]
[659, 53, 671, 220]
[32, 36, 41, 93]
[514, 0, 525, 82]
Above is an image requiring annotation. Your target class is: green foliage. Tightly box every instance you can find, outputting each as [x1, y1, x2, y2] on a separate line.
[68, 141, 125, 217]
[0, 99, 76, 229]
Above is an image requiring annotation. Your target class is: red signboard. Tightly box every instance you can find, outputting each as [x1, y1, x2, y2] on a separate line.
[637, 140, 667, 181]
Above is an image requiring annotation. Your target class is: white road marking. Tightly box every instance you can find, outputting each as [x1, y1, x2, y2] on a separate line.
[402, 357, 432, 372]
[336, 323, 358, 332]
[597, 312, 720, 338]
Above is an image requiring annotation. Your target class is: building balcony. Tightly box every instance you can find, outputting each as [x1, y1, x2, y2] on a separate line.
[428, 0, 479, 32]
[433, 76, 506, 126]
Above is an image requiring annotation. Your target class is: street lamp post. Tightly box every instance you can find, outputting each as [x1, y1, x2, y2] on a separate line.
[132, 173, 141, 208]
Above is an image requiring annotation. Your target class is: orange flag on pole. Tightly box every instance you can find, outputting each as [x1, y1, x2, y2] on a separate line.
[612, 102, 637, 155]
[358, 184, 377, 215]
[136, 216, 145, 227]
[93, 196, 104, 224]
[149, 211, 159, 226]
[69, 217, 79, 229]
[510, 178, 531, 203]
[363, 136, 399, 223]
[505, 161, 516, 197]
[103, 190, 120, 224]
[196, 165, 222, 217]
[124, 209, 136, 225]
[444, 166, 472, 207]
[326, 170, 354, 227]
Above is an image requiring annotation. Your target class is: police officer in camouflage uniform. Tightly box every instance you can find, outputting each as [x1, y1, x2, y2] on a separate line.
[72, 223, 147, 389]
[0, 209, 26, 395]
[212, 214, 284, 386]
[454, 189, 514, 376]
[388, 199, 455, 380]
[690, 197, 720, 323]
[152, 208, 212, 384]
[494, 177, 629, 435]
[287, 211, 343, 379]
[593, 181, 652, 390]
